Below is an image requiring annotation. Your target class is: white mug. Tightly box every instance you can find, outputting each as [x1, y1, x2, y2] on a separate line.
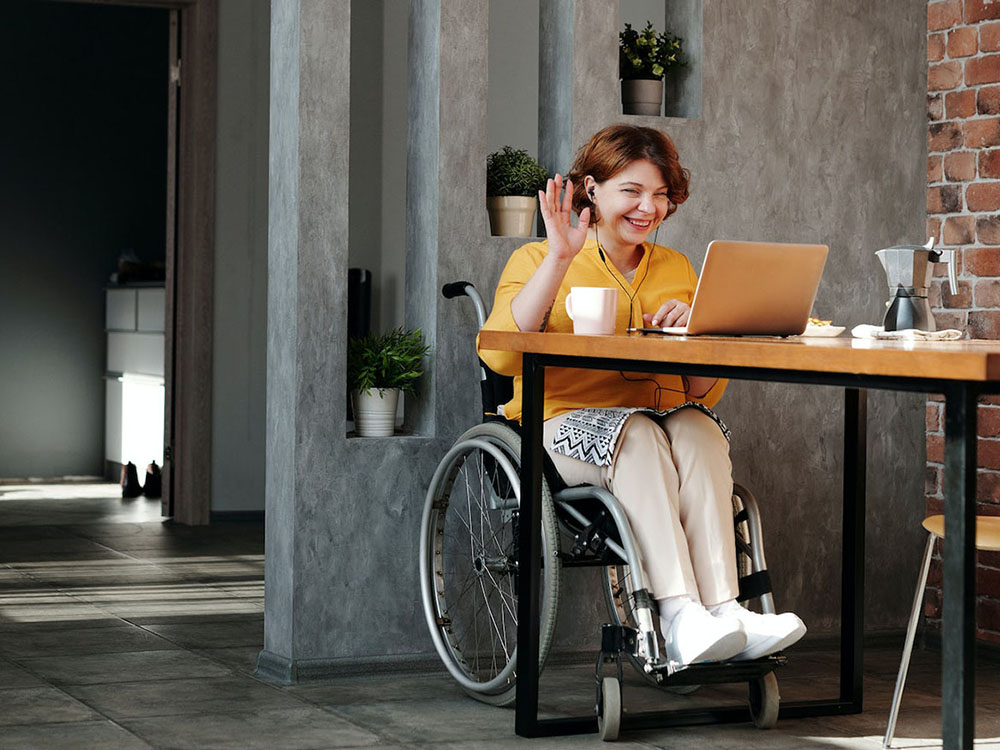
[564, 287, 618, 335]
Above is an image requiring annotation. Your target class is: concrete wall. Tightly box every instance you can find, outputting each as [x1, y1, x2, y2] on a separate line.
[0, 1, 168, 478]
[210, 0, 270, 513]
[261, 0, 929, 680]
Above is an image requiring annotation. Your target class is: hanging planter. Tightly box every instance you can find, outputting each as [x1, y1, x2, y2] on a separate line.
[619, 21, 685, 116]
[486, 146, 548, 237]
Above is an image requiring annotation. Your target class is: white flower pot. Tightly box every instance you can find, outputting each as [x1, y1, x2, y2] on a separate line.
[352, 388, 399, 437]
[487, 196, 538, 237]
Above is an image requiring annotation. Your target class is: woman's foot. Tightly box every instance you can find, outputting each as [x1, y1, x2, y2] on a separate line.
[710, 600, 806, 660]
[660, 600, 747, 665]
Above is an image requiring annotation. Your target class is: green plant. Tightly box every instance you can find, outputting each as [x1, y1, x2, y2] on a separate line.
[348, 328, 430, 395]
[619, 21, 684, 80]
[486, 146, 549, 197]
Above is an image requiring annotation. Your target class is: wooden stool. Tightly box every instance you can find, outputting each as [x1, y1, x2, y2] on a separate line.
[883, 514, 1000, 748]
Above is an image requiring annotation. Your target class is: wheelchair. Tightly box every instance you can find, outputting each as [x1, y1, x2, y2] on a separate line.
[419, 281, 785, 741]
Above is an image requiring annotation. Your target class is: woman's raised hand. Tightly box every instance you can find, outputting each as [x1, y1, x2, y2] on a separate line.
[538, 174, 591, 262]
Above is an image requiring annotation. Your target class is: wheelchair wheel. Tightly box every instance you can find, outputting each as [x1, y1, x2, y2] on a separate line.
[748, 671, 780, 729]
[419, 422, 560, 707]
[602, 564, 699, 695]
[597, 676, 622, 741]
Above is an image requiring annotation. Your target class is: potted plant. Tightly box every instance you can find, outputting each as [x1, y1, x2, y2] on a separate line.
[348, 327, 429, 437]
[619, 21, 684, 116]
[486, 146, 549, 237]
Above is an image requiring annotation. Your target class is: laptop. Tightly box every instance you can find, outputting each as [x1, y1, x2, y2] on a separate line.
[638, 240, 829, 336]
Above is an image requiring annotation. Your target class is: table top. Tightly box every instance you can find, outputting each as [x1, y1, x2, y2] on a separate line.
[477, 330, 1000, 382]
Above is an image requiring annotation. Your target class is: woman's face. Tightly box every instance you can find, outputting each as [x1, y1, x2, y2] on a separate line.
[587, 159, 671, 250]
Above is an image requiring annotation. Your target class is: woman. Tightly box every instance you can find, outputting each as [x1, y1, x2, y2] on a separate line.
[478, 125, 805, 665]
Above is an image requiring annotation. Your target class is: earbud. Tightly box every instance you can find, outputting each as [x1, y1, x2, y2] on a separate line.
[588, 187, 596, 201]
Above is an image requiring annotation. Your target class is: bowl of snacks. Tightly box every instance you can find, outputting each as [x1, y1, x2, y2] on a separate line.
[803, 317, 846, 337]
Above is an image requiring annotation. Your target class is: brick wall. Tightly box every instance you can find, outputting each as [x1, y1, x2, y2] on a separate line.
[926, 0, 1000, 643]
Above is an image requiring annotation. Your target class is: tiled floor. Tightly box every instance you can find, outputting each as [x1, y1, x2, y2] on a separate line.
[1, 483, 999, 748]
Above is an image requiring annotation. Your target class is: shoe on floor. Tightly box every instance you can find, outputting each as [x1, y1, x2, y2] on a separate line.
[662, 602, 747, 665]
[714, 602, 806, 660]
[120, 461, 142, 499]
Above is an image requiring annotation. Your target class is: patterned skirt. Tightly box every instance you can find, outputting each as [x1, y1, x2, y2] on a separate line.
[549, 403, 731, 467]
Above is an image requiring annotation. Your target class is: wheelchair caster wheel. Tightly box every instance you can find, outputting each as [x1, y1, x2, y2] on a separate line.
[748, 671, 780, 729]
[597, 676, 622, 741]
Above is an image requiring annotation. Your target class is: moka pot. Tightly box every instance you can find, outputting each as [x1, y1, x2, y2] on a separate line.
[875, 237, 958, 332]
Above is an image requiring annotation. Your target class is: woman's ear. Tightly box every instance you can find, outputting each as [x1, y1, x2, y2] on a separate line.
[584, 176, 597, 202]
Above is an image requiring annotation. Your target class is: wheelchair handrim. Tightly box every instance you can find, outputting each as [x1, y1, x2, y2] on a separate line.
[420, 437, 524, 695]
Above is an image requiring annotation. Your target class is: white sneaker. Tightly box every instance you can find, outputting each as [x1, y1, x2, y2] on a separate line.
[714, 603, 806, 660]
[662, 602, 747, 665]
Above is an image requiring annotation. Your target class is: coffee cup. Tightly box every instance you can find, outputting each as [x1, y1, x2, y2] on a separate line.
[564, 287, 618, 335]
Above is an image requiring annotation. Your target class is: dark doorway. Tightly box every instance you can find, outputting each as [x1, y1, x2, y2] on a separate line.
[0, 1, 170, 481]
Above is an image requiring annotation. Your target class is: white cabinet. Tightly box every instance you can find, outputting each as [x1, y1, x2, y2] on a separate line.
[105, 286, 165, 467]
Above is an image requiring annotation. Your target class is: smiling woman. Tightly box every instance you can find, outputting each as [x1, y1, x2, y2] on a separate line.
[477, 124, 806, 667]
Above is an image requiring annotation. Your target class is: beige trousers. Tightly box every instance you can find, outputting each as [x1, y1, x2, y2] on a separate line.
[544, 408, 738, 605]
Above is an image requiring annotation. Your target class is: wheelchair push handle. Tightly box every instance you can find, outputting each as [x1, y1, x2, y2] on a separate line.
[442, 281, 488, 331]
[441, 281, 473, 299]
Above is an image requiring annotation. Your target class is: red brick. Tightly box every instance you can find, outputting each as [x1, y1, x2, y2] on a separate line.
[947, 89, 977, 118]
[928, 433, 945, 463]
[965, 117, 1000, 147]
[932, 60, 964, 90]
[945, 151, 977, 181]
[967, 0, 1000, 23]
[929, 217, 943, 243]
[968, 183, 1000, 211]
[931, 0, 962, 29]
[984, 395, 1000, 405]
[929, 92, 945, 121]
[983, 549, 1000, 567]
[980, 85, 1000, 115]
[983, 22, 1000, 51]
[930, 32, 946, 61]
[978, 501, 1000, 515]
[966, 246, 1000, 272]
[979, 471, 1000, 503]
[949, 26, 980, 57]
[930, 120, 963, 150]
[944, 215, 976, 244]
[928, 185, 963, 213]
[978, 598, 1000, 633]
[934, 310, 969, 331]
[976, 279, 1000, 307]
[978, 627, 1000, 643]
[968, 55, 1000, 85]
[927, 464, 942, 496]
[927, 496, 945, 517]
[981, 406, 1000, 438]
[978, 565, 1000, 596]
[980, 149, 1000, 178]
[932, 278, 973, 308]
[970, 310, 1000, 339]
[929, 154, 944, 183]
[928, 402, 943, 432]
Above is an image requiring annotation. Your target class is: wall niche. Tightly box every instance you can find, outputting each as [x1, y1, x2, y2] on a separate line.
[619, 0, 702, 119]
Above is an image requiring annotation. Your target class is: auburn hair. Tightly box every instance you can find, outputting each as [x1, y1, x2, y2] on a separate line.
[566, 125, 690, 225]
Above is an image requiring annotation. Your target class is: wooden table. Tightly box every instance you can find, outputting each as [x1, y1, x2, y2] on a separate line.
[478, 330, 1000, 750]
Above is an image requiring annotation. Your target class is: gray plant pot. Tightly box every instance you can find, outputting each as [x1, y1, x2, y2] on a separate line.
[621, 78, 663, 116]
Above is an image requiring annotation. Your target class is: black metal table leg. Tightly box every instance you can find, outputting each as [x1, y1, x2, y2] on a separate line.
[515, 354, 545, 737]
[841, 388, 867, 710]
[942, 384, 978, 750]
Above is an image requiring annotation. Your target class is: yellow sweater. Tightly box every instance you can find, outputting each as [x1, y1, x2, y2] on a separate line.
[477, 238, 728, 422]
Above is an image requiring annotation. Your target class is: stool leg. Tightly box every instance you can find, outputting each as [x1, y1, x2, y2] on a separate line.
[883, 532, 937, 749]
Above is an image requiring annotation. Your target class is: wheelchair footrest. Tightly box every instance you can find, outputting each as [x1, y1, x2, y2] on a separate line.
[650, 654, 787, 687]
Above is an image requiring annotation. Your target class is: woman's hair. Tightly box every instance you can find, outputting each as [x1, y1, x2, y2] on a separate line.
[566, 124, 690, 225]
